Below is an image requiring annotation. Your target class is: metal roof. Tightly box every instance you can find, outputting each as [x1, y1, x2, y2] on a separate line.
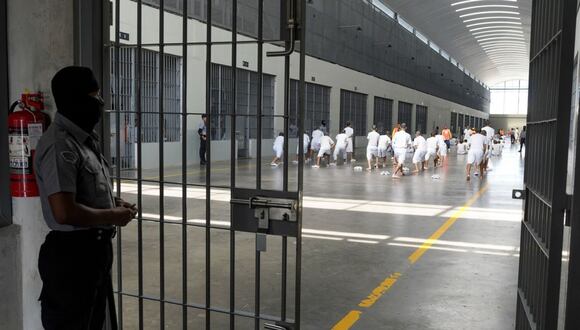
[383, 0, 531, 85]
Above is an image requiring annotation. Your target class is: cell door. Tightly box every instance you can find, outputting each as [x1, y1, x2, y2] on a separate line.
[105, 0, 307, 329]
[515, 0, 576, 328]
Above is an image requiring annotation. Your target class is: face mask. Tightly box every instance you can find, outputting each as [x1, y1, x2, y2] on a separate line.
[62, 94, 104, 132]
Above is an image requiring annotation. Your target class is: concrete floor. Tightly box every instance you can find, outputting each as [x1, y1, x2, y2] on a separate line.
[112, 145, 524, 329]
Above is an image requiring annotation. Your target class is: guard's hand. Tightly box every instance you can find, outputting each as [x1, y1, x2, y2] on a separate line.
[115, 198, 138, 213]
[111, 207, 136, 227]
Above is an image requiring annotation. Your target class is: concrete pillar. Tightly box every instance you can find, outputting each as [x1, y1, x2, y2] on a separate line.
[7, 0, 75, 328]
[330, 86, 341, 136]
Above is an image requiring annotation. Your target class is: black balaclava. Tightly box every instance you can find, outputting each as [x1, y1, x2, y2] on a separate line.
[51, 66, 103, 133]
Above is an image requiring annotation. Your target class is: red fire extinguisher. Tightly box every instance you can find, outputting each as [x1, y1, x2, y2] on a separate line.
[8, 92, 48, 197]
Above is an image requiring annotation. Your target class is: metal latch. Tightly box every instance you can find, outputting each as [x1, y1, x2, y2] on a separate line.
[255, 207, 269, 252]
[231, 195, 297, 252]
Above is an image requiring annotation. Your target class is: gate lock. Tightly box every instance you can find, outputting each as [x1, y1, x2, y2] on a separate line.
[231, 189, 299, 252]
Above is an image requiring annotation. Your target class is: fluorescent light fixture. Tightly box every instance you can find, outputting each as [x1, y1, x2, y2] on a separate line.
[470, 25, 524, 32]
[464, 16, 521, 23]
[460, 11, 520, 18]
[475, 33, 525, 40]
[451, 0, 516, 6]
[482, 43, 527, 48]
[467, 21, 522, 27]
[486, 52, 529, 56]
[478, 36, 525, 42]
[473, 29, 524, 36]
[479, 40, 527, 46]
[487, 53, 529, 58]
[485, 49, 528, 53]
[456, 5, 518, 12]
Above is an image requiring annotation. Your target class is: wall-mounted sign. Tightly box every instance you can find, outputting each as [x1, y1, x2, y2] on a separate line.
[119, 32, 130, 41]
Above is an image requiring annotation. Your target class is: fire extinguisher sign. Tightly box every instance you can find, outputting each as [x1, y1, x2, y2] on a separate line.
[27, 123, 43, 149]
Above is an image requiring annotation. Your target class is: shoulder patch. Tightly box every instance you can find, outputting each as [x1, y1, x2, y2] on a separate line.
[60, 151, 79, 164]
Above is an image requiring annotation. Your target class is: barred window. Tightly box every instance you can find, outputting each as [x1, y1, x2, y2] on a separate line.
[373, 97, 393, 133]
[340, 90, 368, 136]
[451, 112, 457, 136]
[289, 81, 331, 137]
[210, 63, 275, 141]
[415, 105, 427, 134]
[398, 101, 413, 128]
[110, 47, 182, 144]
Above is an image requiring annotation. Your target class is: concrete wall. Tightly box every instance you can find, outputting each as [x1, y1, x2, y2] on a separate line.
[489, 114, 527, 131]
[0, 225, 22, 330]
[6, 0, 75, 329]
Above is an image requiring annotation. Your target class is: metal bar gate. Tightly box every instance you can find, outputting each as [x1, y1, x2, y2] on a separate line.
[515, 0, 577, 328]
[106, 0, 307, 328]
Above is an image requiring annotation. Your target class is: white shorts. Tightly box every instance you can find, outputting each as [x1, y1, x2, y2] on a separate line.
[273, 146, 283, 158]
[438, 144, 448, 156]
[318, 148, 331, 158]
[296, 143, 309, 154]
[366, 146, 378, 160]
[311, 141, 321, 152]
[394, 148, 407, 164]
[333, 146, 346, 160]
[468, 149, 484, 165]
[425, 149, 437, 161]
[413, 150, 427, 164]
[346, 138, 353, 153]
[378, 147, 388, 158]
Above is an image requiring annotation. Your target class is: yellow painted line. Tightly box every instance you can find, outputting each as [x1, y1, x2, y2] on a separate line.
[408, 184, 488, 264]
[331, 184, 489, 329]
[332, 310, 362, 330]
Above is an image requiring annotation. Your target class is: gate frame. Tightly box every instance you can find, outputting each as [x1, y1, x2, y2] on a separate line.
[515, 0, 577, 328]
[103, 0, 307, 329]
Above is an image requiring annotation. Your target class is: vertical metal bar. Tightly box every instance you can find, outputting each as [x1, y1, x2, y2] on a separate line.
[296, 0, 306, 327]
[230, 1, 237, 328]
[255, 1, 264, 327]
[158, 0, 166, 327]
[0, 0, 10, 228]
[181, 0, 188, 328]
[114, 0, 124, 326]
[136, 1, 144, 328]
[282, 8, 290, 192]
[280, 0, 291, 321]
[205, 0, 212, 327]
[256, 0, 263, 191]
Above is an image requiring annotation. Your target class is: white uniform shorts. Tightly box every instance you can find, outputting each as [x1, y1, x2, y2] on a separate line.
[394, 148, 407, 164]
[333, 146, 346, 160]
[378, 147, 388, 158]
[311, 141, 321, 152]
[438, 143, 448, 156]
[425, 149, 437, 161]
[296, 143, 309, 154]
[318, 148, 331, 158]
[346, 138, 353, 153]
[413, 150, 427, 164]
[366, 146, 378, 160]
[273, 146, 283, 158]
[468, 149, 484, 165]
